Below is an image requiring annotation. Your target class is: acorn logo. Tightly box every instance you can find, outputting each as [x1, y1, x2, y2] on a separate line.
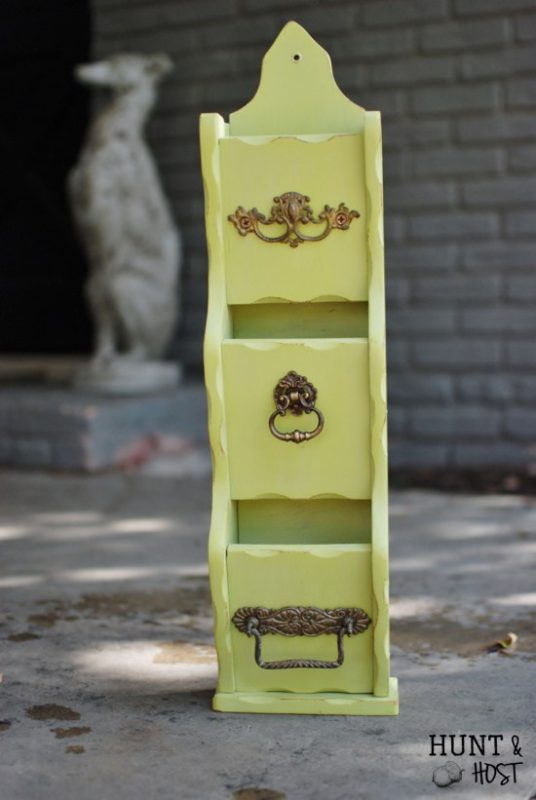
[432, 761, 463, 788]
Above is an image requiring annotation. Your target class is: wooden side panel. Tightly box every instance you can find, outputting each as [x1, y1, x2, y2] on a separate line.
[365, 112, 391, 697]
[227, 544, 373, 694]
[200, 113, 236, 694]
[220, 135, 367, 304]
[222, 338, 371, 500]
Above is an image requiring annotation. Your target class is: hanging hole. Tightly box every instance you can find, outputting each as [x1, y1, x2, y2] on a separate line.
[292, 52, 302, 62]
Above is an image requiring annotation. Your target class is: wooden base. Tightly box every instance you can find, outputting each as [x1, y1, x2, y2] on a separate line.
[213, 678, 399, 716]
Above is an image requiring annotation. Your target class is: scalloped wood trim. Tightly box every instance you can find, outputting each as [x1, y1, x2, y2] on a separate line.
[365, 111, 391, 697]
[200, 113, 236, 694]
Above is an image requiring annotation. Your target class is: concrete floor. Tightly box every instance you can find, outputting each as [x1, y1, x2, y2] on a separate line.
[1, 458, 535, 800]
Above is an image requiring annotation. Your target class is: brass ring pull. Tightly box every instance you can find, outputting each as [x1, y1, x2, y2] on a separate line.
[228, 191, 359, 248]
[269, 408, 324, 443]
[268, 371, 324, 444]
[232, 606, 372, 670]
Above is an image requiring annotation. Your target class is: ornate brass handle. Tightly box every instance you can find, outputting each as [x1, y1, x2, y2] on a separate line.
[228, 191, 359, 248]
[269, 371, 324, 444]
[232, 606, 372, 670]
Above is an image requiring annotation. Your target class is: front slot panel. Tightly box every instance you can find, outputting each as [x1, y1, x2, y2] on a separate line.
[220, 134, 367, 305]
[222, 338, 371, 500]
[228, 544, 373, 694]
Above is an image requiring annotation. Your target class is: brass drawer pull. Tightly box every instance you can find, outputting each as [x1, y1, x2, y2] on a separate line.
[269, 371, 324, 444]
[228, 191, 359, 248]
[232, 606, 371, 670]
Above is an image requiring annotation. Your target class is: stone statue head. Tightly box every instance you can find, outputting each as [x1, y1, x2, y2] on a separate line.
[75, 53, 173, 92]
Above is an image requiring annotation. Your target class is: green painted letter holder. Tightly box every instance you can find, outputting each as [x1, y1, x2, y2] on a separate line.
[200, 22, 399, 715]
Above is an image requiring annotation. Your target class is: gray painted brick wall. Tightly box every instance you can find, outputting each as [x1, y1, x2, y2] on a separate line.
[92, 0, 536, 469]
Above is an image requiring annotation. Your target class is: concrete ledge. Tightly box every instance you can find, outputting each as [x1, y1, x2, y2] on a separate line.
[0, 382, 207, 471]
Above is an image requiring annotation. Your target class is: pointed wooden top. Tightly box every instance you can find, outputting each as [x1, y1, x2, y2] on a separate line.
[229, 22, 366, 137]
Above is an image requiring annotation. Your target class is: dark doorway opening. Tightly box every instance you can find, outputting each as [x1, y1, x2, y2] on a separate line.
[0, 0, 93, 354]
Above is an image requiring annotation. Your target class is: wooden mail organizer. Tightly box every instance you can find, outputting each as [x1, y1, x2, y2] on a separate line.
[200, 22, 398, 715]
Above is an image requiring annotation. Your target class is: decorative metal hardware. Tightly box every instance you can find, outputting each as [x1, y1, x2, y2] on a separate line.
[232, 606, 371, 670]
[228, 191, 359, 248]
[268, 370, 324, 444]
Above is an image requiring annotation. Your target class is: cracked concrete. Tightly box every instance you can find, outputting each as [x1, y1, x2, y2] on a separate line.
[0, 465, 535, 800]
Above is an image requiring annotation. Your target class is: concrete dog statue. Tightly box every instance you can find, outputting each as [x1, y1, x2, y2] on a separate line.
[69, 53, 181, 393]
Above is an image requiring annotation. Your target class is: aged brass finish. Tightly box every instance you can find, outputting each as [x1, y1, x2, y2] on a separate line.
[228, 191, 359, 248]
[269, 370, 324, 443]
[232, 606, 372, 670]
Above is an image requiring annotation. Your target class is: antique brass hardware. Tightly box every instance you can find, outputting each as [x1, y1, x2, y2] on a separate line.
[232, 606, 372, 670]
[228, 191, 359, 248]
[269, 370, 324, 443]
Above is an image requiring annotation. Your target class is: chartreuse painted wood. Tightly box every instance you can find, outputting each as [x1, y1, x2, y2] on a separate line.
[231, 302, 368, 339]
[228, 545, 373, 694]
[222, 338, 370, 499]
[237, 498, 371, 545]
[220, 135, 367, 305]
[200, 22, 398, 715]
